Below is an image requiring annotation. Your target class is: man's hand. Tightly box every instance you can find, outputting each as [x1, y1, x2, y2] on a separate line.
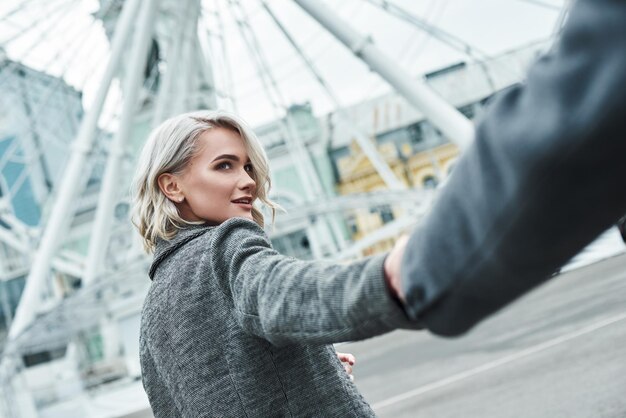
[384, 234, 409, 302]
[336, 352, 356, 381]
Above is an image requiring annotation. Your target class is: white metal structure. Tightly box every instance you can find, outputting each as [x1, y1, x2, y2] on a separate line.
[0, 0, 568, 416]
[293, 0, 475, 149]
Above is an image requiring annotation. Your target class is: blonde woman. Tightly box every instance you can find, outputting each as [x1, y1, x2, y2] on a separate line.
[132, 110, 417, 417]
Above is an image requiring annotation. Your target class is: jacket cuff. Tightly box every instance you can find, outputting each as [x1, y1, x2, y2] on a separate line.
[364, 254, 424, 330]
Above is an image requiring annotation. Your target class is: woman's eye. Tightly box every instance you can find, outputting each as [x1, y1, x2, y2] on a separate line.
[244, 164, 254, 173]
[217, 162, 232, 170]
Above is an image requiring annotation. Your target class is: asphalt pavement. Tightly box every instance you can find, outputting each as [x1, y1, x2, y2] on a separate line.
[343, 253, 626, 418]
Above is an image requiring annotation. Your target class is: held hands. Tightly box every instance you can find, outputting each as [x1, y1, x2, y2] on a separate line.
[383, 234, 409, 303]
[336, 352, 356, 381]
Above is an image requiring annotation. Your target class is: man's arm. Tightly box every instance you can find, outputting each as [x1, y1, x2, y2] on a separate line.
[400, 0, 626, 336]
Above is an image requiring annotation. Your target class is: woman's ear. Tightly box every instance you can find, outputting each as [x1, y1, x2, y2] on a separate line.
[158, 173, 185, 203]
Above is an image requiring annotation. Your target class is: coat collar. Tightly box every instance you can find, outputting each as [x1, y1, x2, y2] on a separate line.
[149, 224, 214, 280]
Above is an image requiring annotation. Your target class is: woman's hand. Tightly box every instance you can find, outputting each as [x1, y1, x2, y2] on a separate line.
[383, 234, 409, 302]
[336, 352, 356, 381]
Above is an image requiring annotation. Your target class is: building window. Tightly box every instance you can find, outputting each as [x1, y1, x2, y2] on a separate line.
[423, 175, 439, 189]
[86, 332, 105, 363]
[379, 205, 394, 224]
[330, 145, 351, 181]
[271, 229, 314, 260]
[369, 205, 394, 224]
[346, 215, 359, 235]
[407, 122, 423, 145]
[114, 202, 130, 221]
[23, 346, 67, 368]
[458, 104, 475, 120]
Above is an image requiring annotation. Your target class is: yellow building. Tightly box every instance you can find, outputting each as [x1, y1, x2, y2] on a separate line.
[333, 133, 461, 256]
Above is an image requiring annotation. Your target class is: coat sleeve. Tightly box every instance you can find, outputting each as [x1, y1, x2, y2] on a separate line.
[400, 0, 626, 336]
[208, 217, 420, 346]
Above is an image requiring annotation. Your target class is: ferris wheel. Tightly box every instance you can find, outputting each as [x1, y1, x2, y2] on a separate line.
[0, 0, 566, 416]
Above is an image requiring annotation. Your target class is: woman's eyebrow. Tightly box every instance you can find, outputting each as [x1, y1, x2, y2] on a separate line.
[211, 154, 240, 163]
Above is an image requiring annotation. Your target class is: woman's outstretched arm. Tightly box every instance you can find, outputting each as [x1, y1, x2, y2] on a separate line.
[208, 217, 420, 346]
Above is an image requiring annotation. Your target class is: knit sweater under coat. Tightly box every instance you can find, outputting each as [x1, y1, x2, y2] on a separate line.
[140, 217, 420, 417]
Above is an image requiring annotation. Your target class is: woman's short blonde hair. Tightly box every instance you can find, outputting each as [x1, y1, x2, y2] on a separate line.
[131, 110, 279, 253]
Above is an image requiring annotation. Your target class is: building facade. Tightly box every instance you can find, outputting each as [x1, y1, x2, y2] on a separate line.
[0, 50, 87, 337]
[263, 41, 548, 257]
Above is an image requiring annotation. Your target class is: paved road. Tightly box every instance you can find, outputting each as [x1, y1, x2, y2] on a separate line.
[343, 253, 626, 418]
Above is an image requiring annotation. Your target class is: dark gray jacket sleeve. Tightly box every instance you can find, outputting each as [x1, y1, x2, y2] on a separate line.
[401, 0, 626, 336]
[209, 217, 420, 346]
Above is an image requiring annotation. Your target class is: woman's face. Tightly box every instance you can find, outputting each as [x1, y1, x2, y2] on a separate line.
[175, 127, 257, 224]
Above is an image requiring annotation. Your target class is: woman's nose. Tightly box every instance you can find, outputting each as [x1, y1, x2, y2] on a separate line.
[239, 170, 256, 190]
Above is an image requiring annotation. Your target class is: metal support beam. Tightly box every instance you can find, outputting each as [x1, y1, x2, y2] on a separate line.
[272, 188, 433, 226]
[0, 0, 75, 46]
[196, 22, 218, 109]
[230, 0, 346, 252]
[152, 6, 186, 126]
[332, 204, 432, 260]
[8, 0, 143, 340]
[293, 0, 475, 149]
[172, 0, 198, 115]
[362, 0, 500, 90]
[261, 1, 405, 190]
[213, 0, 238, 112]
[83, 0, 160, 286]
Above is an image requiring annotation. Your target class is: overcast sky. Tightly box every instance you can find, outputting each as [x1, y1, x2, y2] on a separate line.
[0, 0, 566, 126]
[215, 0, 565, 124]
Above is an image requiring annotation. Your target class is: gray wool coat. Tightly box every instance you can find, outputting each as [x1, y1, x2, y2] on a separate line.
[140, 217, 419, 417]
